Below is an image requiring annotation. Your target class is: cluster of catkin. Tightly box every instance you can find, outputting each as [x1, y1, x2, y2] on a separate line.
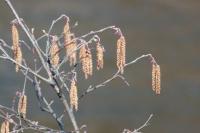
[79, 41, 104, 79]
[12, 23, 22, 72]
[117, 35, 126, 74]
[152, 63, 161, 94]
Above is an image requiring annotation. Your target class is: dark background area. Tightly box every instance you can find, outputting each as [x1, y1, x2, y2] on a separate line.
[0, 0, 200, 132]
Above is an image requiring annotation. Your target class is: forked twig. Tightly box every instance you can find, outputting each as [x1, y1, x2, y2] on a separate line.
[123, 114, 153, 133]
[80, 54, 154, 99]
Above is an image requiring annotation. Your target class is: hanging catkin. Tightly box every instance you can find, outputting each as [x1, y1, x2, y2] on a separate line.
[96, 42, 104, 70]
[50, 36, 60, 67]
[63, 21, 77, 66]
[1, 120, 9, 133]
[116, 35, 126, 74]
[18, 94, 27, 118]
[152, 63, 161, 94]
[12, 24, 22, 72]
[68, 35, 77, 66]
[79, 46, 93, 79]
[64, 21, 71, 55]
[86, 49, 93, 77]
[70, 79, 78, 111]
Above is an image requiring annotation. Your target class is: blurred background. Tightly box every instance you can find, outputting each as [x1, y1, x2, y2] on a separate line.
[0, 0, 200, 132]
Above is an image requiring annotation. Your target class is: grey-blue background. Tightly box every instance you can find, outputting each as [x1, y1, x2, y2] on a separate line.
[0, 0, 200, 132]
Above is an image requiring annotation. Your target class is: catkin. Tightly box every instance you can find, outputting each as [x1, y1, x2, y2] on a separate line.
[152, 64, 156, 92]
[63, 21, 70, 35]
[96, 42, 104, 70]
[152, 64, 161, 94]
[63, 21, 77, 66]
[64, 21, 71, 55]
[18, 95, 27, 118]
[79, 46, 93, 79]
[70, 80, 78, 111]
[68, 35, 77, 66]
[116, 36, 126, 74]
[50, 37, 60, 67]
[15, 46, 22, 72]
[1, 120, 9, 133]
[12, 24, 22, 72]
[87, 49, 93, 77]
[12, 24, 19, 53]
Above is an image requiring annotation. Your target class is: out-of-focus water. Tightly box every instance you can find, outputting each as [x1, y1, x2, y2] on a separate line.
[0, 0, 200, 132]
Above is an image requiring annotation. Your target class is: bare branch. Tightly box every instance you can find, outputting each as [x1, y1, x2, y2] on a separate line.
[122, 114, 153, 133]
[80, 54, 153, 99]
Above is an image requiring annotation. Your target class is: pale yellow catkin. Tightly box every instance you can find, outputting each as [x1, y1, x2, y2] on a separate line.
[152, 64, 161, 94]
[96, 42, 104, 70]
[116, 36, 126, 74]
[70, 80, 78, 111]
[1, 120, 9, 133]
[12, 24, 22, 72]
[18, 95, 27, 118]
[50, 37, 60, 67]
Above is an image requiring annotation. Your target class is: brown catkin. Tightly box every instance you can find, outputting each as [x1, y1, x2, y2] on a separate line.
[79, 45, 87, 60]
[64, 21, 70, 53]
[80, 46, 93, 79]
[63, 21, 70, 35]
[15, 46, 22, 72]
[116, 36, 126, 74]
[96, 42, 104, 70]
[12, 24, 22, 72]
[18, 95, 27, 118]
[152, 64, 161, 94]
[87, 49, 93, 77]
[79, 45, 86, 75]
[64, 21, 77, 66]
[70, 80, 78, 111]
[67, 35, 77, 66]
[1, 120, 9, 133]
[155, 65, 161, 94]
[50, 37, 60, 67]
[12, 24, 19, 53]
[152, 64, 156, 91]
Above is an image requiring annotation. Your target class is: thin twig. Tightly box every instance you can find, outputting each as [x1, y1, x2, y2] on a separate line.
[80, 54, 153, 99]
[122, 114, 153, 133]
